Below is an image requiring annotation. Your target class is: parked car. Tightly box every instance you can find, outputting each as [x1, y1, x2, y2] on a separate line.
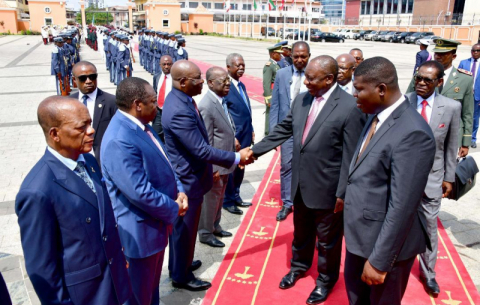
[261, 26, 276, 36]
[292, 30, 310, 40]
[311, 31, 345, 43]
[353, 30, 373, 40]
[373, 31, 389, 41]
[392, 31, 416, 43]
[277, 28, 295, 38]
[364, 30, 378, 41]
[333, 29, 347, 38]
[405, 31, 435, 44]
[382, 31, 403, 42]
[416, 35, 440, 45]
[341, 29, 360, 39]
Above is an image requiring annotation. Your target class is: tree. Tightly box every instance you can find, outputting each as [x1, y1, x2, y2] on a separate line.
[75, 6, 113, 25]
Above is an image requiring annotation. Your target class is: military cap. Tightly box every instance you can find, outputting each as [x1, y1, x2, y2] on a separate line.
[267, 45, 283, 53]
[156, 31, 162, 35]
[175, 34, 182, 38]
[168, 33, 175, 38]
[432, 38, 461, 53]
[275, 40, 288, 47]
[418, 39, 431, 46]
[54, 37, 64, 43]
[177, 38, 186, 44]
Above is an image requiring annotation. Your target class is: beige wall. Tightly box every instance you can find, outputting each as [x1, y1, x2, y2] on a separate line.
[188, 13, 213, 33]
[0, 8, 18, 33]
[144, 2, 181, 33]
[17, 19, 30, 31]
[28, 0, 67, 32]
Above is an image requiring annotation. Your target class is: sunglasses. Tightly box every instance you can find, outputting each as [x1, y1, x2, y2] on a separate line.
[472, 49, 480, 53]
[414, 75, 438, 85]
[76, 74, 98, 82]
[353, 57, 363, 61]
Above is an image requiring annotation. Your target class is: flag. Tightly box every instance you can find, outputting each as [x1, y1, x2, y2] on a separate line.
[279, 0, 285, 10]
[224, 0, 230, 12]
[254, 0, 258, 10]
[268, 0, 276, 10]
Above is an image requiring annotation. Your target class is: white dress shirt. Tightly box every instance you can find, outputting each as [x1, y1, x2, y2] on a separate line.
[338, 81, 354, 95]
[416, 92, 435, 123]
[229, 76, 250, 112]
[360, 95, 405, 152]
[157, 73, 172, 102]
[47, 146, 95, 190]
[79, 88, 98, 121]
[290, 67, 307, 103]
[444, 66, 453, 82]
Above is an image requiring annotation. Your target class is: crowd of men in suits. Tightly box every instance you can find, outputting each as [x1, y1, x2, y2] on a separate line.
[9, 34, 479, 305]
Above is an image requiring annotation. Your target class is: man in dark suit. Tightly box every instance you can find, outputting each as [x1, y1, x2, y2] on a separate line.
[101, 77, 187, 305]
[71, 61, 117, 164]
[269, 42, 310, 221]
[0, 272, 11, 305]
[407, 61, 460, 295]
[252, 56, 366, 304]
[16, 96, 131, 305]
[151, 55, 174, 142]
[344, 57, 436, 305]
[223, 53, 255, 215]
[414, 39, 431, 73]
[162, 60, 254, 291]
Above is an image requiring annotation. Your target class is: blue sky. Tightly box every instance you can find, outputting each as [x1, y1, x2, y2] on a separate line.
[66, 0, 129, 10]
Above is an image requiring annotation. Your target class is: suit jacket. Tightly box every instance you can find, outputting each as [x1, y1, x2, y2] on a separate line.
[344, 100, 436, 272]
[0, 272, 11, 305]
[252, 85, 366, 209]
[224, 79, 254, 148]
[458, 57, 480, 101]
[406, 92, 461, 198]
[71, 89, 117, 164]
[414, 49, 430, 73]
[153, 71, 164, 94]
[101, 111, 182, 259]
[199, 91, 236, 175]
[16, 150, 131, 305]
[162, 88, 236, 200]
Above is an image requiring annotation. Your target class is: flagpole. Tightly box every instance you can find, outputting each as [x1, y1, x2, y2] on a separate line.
[251, 0, 254, 38]
[239, 0, 242, 37]
[307, 0, 311, 42]
[275, 0, 278, 39]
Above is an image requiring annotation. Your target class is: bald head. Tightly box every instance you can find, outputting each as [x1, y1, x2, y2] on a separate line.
[206, 66, 226, 81]
[72, 61, 97, 76]
[171, 60, 204, 97]
[72, 61, 98, 95]
[38, 96, 83, 136]
[308, 55, 338, 81]
[160, 55, 173, 75]
[206, 66, 230, 97]
[336, 54, 356, 86]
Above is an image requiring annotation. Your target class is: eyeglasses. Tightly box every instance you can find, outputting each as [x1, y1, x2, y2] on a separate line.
[213, 77, 230, 85]
[338, 66, 354, 72]
[414, 75, 438, 85]
[76, 74, 98, 82]
[472, 49, 480, 53]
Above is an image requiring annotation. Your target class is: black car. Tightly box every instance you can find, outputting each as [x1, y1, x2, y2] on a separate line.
[311, 31, 345, 43]
[405, 32, 434, 44]
[392, 31, 416, 43]
[353, 30, 373, 41]
[292, 30, 310, 40]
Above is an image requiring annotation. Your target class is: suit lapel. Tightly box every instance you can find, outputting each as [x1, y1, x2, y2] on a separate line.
[189, 98, 209, 140]
[92, 89, 105, 135]
[442, 67, 458, 94]
[349, 115, 374, 174]
[429, 95, 445, 133]
[285, 67, 294, 103]
[298, 93, 314, 148]
[84, 160, 105, 232]
[211, 92, 234, 131]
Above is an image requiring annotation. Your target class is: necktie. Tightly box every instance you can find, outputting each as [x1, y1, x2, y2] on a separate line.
[238, 81, 250, 111]
[421, 100, 429, 123]
[191, 98, 200, 117]
[357, 115, 379, 163]
[82, 95, 88, 107]
[292, 70, 303, 101]
[302, 96, 324, 145]
[74, 161, 96, 194]
[157, 75, 167, 108]
[222, 98, 234, 130]
[144, 126, 172, 168]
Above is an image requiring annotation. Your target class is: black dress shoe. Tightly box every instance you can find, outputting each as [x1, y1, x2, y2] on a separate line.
[172, 278, 212, 291]
[200, 238, 225, 248]
[472, 142, 477, 148]
[306, 286, 330, 304]
[190, 260, 202, 272]
[421, 277, 440, 295]
[276, 206, 293, 221]
[223, 205, 243, 215]
[214, 230, 233, 238]
[279, 271, 305, 289]
[235, 199, 252, 207]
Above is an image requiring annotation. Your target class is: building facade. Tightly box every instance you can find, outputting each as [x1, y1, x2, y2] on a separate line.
[86, 0, 105, 9]
[319, 0, 345, 25]
[4, 0, 29, 16]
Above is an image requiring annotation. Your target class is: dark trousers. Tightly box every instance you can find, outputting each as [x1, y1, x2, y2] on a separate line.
[198, 174, 228, 242]
[223, 166, 245, 208]
[169, 197, 203, 283]
[344, 250, 415, 305]
[290, 189, 343, 289]
[472, 99, 480, 143]
[125, 251, 165, 305]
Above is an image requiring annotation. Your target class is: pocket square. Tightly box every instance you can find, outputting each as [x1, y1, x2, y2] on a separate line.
[439, 124, 445, 128]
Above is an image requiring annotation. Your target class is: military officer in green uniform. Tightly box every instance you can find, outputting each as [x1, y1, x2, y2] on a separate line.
[263, 45, 283, 135]
[407, 38, 474, 157]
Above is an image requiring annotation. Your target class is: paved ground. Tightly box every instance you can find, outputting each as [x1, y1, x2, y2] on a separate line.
[0, 34, 479, 305]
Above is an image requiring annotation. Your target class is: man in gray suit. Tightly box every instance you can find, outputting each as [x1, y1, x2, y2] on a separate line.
[269, 41, 310, 221]
[197, 67, 237, 248]
[344, 57, 436, 305]
[406, 60, 460, 296]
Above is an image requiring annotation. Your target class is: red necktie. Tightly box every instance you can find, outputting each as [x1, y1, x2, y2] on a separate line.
[157, 75, 167, 108]
[191, 98, 200, 117]
[421, 100, 429, 123]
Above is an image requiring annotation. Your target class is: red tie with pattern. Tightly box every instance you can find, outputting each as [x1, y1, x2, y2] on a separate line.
[421, 100, 429, 123]
[157, 75, 167, 108]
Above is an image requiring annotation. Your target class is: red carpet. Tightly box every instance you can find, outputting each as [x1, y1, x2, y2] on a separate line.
[203, 151, 480, 305]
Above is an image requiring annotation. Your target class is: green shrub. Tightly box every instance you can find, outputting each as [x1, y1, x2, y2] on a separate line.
[199, 29, 203, 34]
[175, 30, 181, 34]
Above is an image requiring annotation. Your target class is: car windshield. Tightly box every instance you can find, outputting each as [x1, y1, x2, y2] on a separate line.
[380, 31, 388, 34]
[370, 31, 377, 34]
[411, 33, 422, 37]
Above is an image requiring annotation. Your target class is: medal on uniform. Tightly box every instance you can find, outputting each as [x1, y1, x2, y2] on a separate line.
[454, 87, 460, 93]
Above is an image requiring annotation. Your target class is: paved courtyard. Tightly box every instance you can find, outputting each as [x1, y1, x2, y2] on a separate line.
[0, 34, 479, 305]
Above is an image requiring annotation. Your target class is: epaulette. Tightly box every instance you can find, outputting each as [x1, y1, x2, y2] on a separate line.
[265, 61, 271, 66]
[458, 68, 473, 76]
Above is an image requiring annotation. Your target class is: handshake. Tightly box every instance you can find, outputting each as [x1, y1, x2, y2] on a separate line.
[238, 147, 256, 166]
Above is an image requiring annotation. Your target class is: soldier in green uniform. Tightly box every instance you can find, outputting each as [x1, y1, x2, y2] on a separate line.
[407, 38, 474, 157]
[263, 45, 283, 135]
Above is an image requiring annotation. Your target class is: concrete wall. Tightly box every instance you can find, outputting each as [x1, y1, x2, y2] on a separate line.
[0, 8, 18, 33]
[345, 0, 360, 25]
[28, 0, 67, 32]
[17, 19, 30, 31]
[144, 2, 181, 32]
[188, 13, 213, 33]
[412, 0, 454, 20]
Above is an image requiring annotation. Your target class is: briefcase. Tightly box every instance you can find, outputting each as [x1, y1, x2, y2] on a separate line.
[448, 156, 479, 201]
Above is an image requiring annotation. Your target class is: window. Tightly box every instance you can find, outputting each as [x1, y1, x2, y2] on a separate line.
[180, 2, 185, 8]
[202, 2, 211, 8]
[407, 0, 413, 13]
[45, 18, 52, 25]
[189, 2, 198, 8]
[243, 4, 252, 10]
[44, 6, 51, 13]
[373, 0, 378, 14]
[163, 19, 169, 27]
[312, 7, 320, 12]
[214, 3, 223, 9]
[392, 0, 398, 14]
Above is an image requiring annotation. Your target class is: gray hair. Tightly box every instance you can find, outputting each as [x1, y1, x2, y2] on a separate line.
[226, 53, 244, 66]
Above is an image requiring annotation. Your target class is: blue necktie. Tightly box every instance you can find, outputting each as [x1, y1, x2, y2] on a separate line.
[238, 82, 250, 111]
[222, 98, 234, 129]
[74, 161, 96, 194]
[82, 95, 88, 107]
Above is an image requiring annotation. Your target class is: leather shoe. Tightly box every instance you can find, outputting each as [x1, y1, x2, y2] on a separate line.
[235, 200, 252, 207]
[223, 205, 243, 215]
[190, 260, 202, 272]
[276, 206, 293, 221]
[172, 278, 212, 291]
[421, 277, 440, 295]
[200, 238, 225, 248]
[472, 142, 477, 148]
[214, 230, 233, 238]
[306, 286, 330, 304]
[279, 271, 305, 289]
